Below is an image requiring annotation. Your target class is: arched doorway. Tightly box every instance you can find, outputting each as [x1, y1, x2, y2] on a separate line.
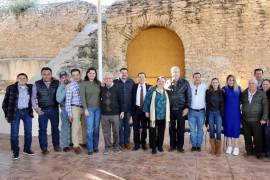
[127, 27, 185, 85]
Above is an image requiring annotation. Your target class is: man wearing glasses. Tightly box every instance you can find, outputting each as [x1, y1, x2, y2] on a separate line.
[189, 72, 208, 152]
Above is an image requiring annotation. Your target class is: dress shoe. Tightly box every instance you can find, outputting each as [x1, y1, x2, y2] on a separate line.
[63, 147, 71, 152]
[256, 153, 262, 159]
[168, 147, 176, 152]
[158, 147, 164, 152]
[191, 147, 197, 152]
[125, 144, 131, 150]
[244, 152, 252, 157]
[133, 146, 140, 151]
[74, 147, 81, 154]
[196, 147, 201, 152]
[54, 146, 62, 152]
[177, 148, 185, 153]
[23, 150, 35, 156]
[94, 149, 99, 153]
[142, 144, 147, 150]
[152, 149, 157, 154]
[41, 149, 50, 155]
[79, 144, 87, 148]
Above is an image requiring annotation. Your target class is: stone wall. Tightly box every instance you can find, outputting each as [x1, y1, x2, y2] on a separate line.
[0, 1, 96, 58]
[105, 0, 270, 87]
[0, 1, 96, 85]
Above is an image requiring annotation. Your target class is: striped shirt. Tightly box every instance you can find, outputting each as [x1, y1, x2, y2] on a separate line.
[65, 80, 82, 117]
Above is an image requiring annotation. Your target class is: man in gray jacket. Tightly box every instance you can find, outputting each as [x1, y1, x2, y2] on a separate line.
[241, 78, 269, 159]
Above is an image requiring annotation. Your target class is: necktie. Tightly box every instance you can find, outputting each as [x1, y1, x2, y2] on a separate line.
[140, 85, 144, 108]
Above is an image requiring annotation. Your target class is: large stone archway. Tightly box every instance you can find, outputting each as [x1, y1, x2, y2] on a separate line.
[105, 0, 270, 87]
[127, 27, 185, 84]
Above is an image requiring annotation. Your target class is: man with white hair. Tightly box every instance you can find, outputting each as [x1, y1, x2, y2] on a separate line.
[241, 78, 269, 159]
[165, 66, 191, 152]
[100, 72, 122, 155]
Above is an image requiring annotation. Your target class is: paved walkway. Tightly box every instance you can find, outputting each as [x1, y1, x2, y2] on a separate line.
[0, 133, 269, 180]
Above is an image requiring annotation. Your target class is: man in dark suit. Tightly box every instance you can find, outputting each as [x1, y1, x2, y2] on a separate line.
[132, 72, 151, 150]
[241, 78, 269, 159]
[2, 73, 35, 160]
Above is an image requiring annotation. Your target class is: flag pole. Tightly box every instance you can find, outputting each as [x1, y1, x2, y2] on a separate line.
[97, 0, 103, 80]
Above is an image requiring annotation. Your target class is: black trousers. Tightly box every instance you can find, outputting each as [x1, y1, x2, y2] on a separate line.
[133, 108, 148, 147]
[150, 120, 166, 150]
[243, 120, 263, 155]
[265, 124, 270, 154]
[169, 110, 185, 149]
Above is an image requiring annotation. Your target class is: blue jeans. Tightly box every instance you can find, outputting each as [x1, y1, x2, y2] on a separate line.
[60, 107, 70, 148]
[119, 112, 131, 146]
[188, 110, 205, 147]
[208, 111, 222, 140]
[86, 107, 101, 152]
[265, 124, 270, 155]
[38, 107, 60, 150]
[10, 109, 32, 153]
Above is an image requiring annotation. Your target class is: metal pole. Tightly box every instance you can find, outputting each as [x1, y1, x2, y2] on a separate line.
[97, 0, 103, 80]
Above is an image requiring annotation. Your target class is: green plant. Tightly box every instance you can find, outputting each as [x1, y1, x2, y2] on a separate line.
[8, 0, 36, 17]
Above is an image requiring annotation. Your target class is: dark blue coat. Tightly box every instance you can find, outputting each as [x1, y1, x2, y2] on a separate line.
[113, 78, 134, 113]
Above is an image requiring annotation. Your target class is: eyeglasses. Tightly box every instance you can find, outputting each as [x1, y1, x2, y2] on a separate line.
[195, 89, 198, 95]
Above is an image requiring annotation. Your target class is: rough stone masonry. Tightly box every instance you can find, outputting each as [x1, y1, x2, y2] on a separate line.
[105, 0, 270, 87]
[1, 0, 270, 88]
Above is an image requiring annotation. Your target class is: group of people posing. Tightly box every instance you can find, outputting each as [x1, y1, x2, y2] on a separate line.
[2, 66, 270, 160]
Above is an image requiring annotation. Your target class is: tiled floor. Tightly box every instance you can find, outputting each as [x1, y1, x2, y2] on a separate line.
[0, 132, 269, 180]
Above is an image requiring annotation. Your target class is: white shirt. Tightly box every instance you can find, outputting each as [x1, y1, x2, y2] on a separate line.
[136, 83, 147, 106]
[248, 90, 257, 104]
[106, 83, 114, 89]
[190, 83, 208, 110]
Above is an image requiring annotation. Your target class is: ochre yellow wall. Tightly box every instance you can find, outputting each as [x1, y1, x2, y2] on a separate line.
[127, 27, 185, 85]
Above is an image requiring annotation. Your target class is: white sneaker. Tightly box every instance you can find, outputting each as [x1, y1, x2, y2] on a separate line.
[232, 147, 240, 156]
[226, 146, 233, 154]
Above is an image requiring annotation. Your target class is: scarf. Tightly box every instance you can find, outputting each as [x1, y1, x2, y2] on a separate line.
[150, 89, 170, 128]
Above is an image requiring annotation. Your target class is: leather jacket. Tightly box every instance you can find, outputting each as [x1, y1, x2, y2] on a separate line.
[165, 78, 192, 111]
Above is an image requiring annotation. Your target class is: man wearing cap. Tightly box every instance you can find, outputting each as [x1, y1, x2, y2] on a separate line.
[56, 71, 71, 152]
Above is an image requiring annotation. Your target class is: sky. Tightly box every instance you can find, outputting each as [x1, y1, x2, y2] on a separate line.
[36, 0, 119, 6]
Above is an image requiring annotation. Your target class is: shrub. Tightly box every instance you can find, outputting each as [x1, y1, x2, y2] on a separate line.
[8, 0, 36, 17]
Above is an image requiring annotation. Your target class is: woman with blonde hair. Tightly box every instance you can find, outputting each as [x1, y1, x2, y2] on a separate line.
[222, 75, 241, 156]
